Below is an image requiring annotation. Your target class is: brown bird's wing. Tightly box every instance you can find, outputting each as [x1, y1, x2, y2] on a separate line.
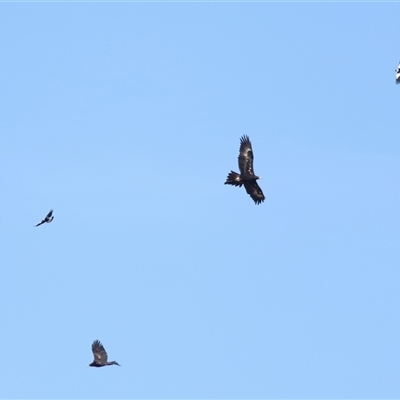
[244, 181, 265, 205]
[238, 135, 254, 175]
[92, 340, 108, 364]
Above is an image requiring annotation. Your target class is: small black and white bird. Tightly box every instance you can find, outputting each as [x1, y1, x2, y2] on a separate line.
[35, 209, 54, 227]
[396, 62, 400, 84]
[89, 340, 120, 367]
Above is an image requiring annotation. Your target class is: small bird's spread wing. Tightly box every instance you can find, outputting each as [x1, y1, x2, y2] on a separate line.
[244, 181, 265, 205]
[238, 135, 254, 175]
[92, 340, 108, 364]
[35, 220, 45, 227]
[46, 209, 53, 219]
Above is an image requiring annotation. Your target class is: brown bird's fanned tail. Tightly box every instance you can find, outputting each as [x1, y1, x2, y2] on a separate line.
[225, 171, 242, 187]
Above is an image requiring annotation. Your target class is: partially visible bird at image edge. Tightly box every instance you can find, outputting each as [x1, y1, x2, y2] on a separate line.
[396, 61, 400, 84]
[225, 135, 265, 205]
[35, 209, 54, 227]
[89, 340, 120, 367]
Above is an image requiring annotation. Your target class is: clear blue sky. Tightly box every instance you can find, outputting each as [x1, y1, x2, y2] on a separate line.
[1, 2, 400, 398]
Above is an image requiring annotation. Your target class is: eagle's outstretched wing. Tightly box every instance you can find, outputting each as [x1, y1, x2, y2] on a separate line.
[244, 181, 265, 205]
[92, 340, 108, 365]
[238, 135, 254, 175]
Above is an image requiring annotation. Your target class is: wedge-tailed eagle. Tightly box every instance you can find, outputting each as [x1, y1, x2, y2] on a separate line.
[89, 340, 120, 367]
[225, 135, 265, 204]
[35, 209, 54, 227]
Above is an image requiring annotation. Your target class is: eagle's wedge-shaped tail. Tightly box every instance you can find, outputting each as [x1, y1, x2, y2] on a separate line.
[225, 171, 243, 187]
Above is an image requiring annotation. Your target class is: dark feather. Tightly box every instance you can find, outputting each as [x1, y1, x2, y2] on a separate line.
[89, 340, 120, 367]
[238, 135, 254, 175]
[225, 171, 243, 187]
[244, 181, 265, 205]
[92, 340, 108, 364]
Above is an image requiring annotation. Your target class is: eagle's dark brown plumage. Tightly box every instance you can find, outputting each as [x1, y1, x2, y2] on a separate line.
[89, 340, 120, 367]
[225, 135, 265, 205]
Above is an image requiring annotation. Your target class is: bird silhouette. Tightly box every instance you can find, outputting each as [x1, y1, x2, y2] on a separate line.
[89, 340, 120, 367]
[35, 209, 54, 227]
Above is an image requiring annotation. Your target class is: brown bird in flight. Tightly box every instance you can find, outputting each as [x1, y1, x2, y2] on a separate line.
[225, 135, 265, 204]
[89, 340, 120, 367]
